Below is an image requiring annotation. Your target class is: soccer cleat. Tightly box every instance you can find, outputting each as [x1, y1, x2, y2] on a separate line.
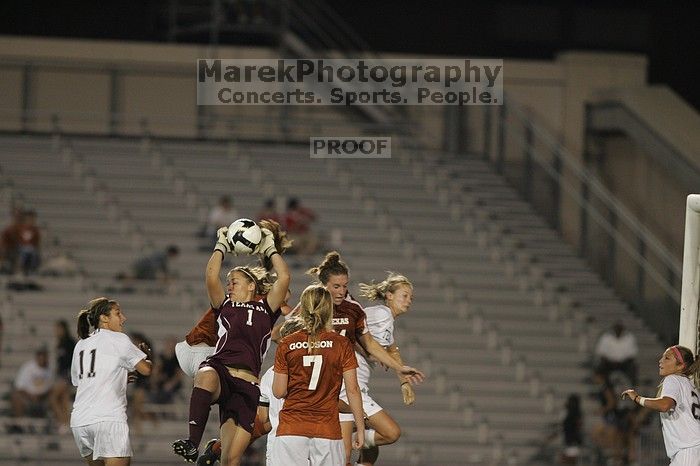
[172, 438, 199, 463]
[196, 438, 220, 465]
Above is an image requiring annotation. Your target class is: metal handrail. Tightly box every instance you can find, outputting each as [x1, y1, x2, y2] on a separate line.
[508, 101, 683, 280]
[503, 118, 681, 303]
[590, 100, 700, 188]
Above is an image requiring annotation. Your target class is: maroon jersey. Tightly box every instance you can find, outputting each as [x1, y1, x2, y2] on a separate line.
[210, 297, 281, 377]
[331, 296, 368, 345]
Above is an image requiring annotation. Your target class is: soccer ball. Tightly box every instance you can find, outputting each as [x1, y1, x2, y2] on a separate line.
[226, 218, 262, 255]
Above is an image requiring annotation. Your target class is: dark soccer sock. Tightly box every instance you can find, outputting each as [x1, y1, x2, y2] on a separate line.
[188, 387, 213, 448]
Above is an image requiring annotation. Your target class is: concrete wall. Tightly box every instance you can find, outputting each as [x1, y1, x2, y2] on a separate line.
[3, 34, 691, 323]
[0, 35, 656, 252]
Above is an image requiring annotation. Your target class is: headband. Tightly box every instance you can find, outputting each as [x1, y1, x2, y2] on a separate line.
[235, 267, 259, 287]
[671, 346, 686, 368]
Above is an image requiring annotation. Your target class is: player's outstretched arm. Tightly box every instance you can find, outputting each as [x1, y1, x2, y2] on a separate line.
[265, 252, 290, 312]
[206, 227, 230, 308]
[620, 389, 676, 413]
[254, 228, 290, 311]
[359, 333, 425, 385]
[387, 343, 415, 405]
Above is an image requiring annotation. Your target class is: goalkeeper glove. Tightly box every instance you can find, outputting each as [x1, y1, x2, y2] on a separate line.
[214, 227, 232, 256]
[254, 228, 277, 258]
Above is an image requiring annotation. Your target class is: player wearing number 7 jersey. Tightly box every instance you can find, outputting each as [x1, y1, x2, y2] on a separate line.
[305, 252, 425, 465]
[70, 297, 153, 466]
[271, 285, 365, 466]
[621, 345, 700, 465]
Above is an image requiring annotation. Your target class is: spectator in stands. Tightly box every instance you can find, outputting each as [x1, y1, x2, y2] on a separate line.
[594, 321, 638, 385]
[49, 319, 76, 433]
[283, 197, 319, 256]
[560, 394, 582, 465]
[590, 370, 624, 463]
[116, 245, 180, 286]
[16, 209, 41, 276]
[0, 206, 22, 274]
[150, 336, 183, 404]
[256, 198, 280, 224]
[10, 347, 53, 418]
[203, 195, 239, 239]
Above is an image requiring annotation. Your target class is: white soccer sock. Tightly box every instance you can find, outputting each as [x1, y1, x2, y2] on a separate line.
[363, 429, 376, 448]
[352, 429, 377, 449]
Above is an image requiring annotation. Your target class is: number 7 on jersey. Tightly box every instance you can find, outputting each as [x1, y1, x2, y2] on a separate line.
[302, 355, 323, 390]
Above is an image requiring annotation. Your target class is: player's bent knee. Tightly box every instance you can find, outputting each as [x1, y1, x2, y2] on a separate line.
[194, 367, 219, 390]
[385, 425, 401, 444]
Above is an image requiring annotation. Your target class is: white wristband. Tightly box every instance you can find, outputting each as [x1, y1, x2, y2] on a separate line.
[638, 396, 647, 407]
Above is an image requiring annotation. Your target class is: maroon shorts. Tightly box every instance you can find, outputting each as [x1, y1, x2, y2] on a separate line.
[205, 359, 260, 434]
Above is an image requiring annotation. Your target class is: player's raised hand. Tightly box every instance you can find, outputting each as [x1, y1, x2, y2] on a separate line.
[254, 228, 277, 258]
[398, 365, 425, 385]
[401, 382, 415, 405]
[214, 227, 232, 255]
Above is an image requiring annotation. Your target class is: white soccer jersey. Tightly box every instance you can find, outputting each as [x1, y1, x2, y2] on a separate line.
[347, 304, 396, 390]
[364, 304, 395, 347]
[659, 374, 700, 459]
[338, 304, 396, 420]
[70, 329, 146, 427]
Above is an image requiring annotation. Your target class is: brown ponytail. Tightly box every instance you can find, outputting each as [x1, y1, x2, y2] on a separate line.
[76, 297, 118, 339]
[306, 251, 349, 285]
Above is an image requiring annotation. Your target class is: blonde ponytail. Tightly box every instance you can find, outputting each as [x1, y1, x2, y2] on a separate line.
[298, 285, 333, 353]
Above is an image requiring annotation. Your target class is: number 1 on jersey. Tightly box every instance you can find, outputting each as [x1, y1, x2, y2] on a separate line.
[246, 309, 253, 326]
[302, 355, 323, 390]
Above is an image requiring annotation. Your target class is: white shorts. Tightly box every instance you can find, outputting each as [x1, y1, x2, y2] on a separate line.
[670, 445, 700, 466]
[339, 386, 383, 422]
[265, 433, 277, 465]
[175, 341, 216, 378]
[72, 421, 132, 460]
[269, 435, 344, 466]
